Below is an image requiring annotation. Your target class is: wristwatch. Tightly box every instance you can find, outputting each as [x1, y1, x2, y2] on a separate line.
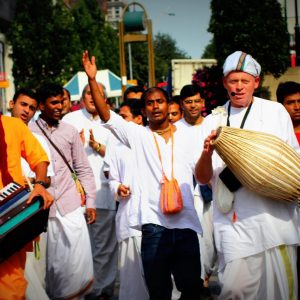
[35, 180, 47, 188]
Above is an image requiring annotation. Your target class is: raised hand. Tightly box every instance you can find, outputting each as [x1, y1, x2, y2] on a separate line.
[82, 50, 97, 80]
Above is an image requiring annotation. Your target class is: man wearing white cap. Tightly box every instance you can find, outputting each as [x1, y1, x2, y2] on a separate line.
[195, 51, 299, 299]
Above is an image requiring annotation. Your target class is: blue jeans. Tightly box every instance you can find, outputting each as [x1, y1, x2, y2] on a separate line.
[141, 224, 203, 300]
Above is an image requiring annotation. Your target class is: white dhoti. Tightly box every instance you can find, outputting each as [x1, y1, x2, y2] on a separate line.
[194, 194, 217, 280]
[119, 236, 149, 300]
[218, 245, 297, 300]
[25, 233, 48, 300]
[46, 207, 94, 299]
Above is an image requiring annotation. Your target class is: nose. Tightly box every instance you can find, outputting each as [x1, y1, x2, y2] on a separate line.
[153, 100, 159, 108]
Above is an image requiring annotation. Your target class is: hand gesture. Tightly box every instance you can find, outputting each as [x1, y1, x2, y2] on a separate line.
[117, 184, 131, 198]
[82, 50, 97, 80]
[203, 130, 217, 156]
[79, 128, 85, 144]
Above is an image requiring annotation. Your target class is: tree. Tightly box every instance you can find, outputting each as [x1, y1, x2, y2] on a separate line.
[7, 0, 81, 89]
[71, 0, 119, 75]
[126, 32, 190, 86]
[6, 0, 119, 89]
[154, 32, 190, 83]
[208, 0, 290, 78]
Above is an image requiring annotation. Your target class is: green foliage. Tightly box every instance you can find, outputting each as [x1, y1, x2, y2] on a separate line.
[127, 32, 190, 86]
[208, 0, 290, 78]
[7, 0, 81, 89]
[201, 40, 216, 59]
[6, 0, 119, 89]
[154, 32, 190, 83]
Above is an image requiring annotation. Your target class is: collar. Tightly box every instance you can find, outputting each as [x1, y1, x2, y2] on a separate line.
[82, 108, 100, 121]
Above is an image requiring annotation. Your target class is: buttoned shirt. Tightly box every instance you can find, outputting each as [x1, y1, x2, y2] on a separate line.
[30, 117, 96, 217]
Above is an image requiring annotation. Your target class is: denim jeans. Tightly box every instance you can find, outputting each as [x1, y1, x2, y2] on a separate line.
[141, 224, 203, 300]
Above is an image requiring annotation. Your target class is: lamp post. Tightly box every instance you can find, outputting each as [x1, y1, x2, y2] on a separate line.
[295, 0, 300, 65]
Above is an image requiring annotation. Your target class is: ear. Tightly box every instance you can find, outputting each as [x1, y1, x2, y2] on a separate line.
[9, 100, 14, 110]
[136, 115, 143, 125]
[254, 76, 260, 89]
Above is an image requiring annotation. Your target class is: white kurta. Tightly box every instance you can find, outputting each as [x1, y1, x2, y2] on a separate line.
[104, 135, 149, 300]
[104, 111, 202, 234]
[199, 97, 300, 270]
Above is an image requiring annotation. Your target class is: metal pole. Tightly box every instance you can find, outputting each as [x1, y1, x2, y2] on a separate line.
[128, 43, 133, 80]
[295, 0, 300, 65]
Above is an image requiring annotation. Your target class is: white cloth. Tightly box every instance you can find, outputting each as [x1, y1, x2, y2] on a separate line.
[218, 245, 297, 300]
[104, 111, 202, 234]
[25, 233, 49, 300]
[175, 118, 217, 279]
[46, 206, 93, 299]
[119, 237, 149, 300]
[63, 109, 113, 209]
[104, 134, 141, 242]
[223, 50, 261, 77]
[199, 97, 300, 270]
[21, 132, 55, 178]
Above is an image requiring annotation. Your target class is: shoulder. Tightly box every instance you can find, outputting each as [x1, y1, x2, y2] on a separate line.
[63, 109, 84, 122]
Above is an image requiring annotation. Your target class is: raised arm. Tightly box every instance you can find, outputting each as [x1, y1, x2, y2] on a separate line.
[82, 50, 110, 122]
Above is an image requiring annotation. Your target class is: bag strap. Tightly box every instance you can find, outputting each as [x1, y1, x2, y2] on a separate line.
[36, 120, 75, 175]
[152, 126, 175, 179]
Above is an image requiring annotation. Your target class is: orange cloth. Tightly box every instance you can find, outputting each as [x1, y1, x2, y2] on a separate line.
[0, 116, 49, 300]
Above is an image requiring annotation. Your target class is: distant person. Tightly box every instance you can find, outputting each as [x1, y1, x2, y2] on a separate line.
[168, 95, 182, 124]
[61, 88, 72, 118]
[123, 85, 145, 101]
[104, 99, 149, 300]
[276, 81, 300, 144]
[64, 82, 118, 300]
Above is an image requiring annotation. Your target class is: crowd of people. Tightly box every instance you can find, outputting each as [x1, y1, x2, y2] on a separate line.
[0, 50, 299, 300]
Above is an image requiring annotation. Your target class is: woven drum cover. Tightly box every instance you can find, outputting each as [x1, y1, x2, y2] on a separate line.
[211, 126, 300, 205]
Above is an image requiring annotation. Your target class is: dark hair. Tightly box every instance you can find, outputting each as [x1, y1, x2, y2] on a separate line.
[180, 84, 205, 100]
[123, 85, 145, 101]
[169, 95, 181, 105]
[141, 87, 170, 106]
[276, 81, 300, 104]
[13, 88, 38, 104]
[36, 83, 64, 104]
[120, 99, 146, 125]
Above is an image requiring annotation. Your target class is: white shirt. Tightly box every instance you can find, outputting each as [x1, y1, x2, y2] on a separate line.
[21, 132, 55, 177]
[104, 134, 141, 241]
[104, 111, 202, 234]
[199, 97, 300, 269]
[63, 109, 114, 209]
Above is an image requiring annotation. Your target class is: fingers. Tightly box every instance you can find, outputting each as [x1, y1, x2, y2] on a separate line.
[86, 208, 96, 224]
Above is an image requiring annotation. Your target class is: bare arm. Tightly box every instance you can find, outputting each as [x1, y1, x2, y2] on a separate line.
[28, 161, 54, 209]
[82, 51, 110, 122]
[195, 131, 217, 184]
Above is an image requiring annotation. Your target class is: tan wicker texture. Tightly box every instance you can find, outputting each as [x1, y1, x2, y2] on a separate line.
[211, 126, 300, 205]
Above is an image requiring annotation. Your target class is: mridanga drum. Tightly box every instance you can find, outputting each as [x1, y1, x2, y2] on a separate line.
[211, 126, 300, 206]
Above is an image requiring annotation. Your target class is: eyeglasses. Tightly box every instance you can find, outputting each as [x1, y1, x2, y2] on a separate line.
[183, 99, 204, 105]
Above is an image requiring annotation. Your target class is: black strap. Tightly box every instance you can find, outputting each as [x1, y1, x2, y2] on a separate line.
[226, 100, 253, 129]
[36, 120, 75, 174]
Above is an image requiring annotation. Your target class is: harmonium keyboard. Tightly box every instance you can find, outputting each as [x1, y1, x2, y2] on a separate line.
[0, 182, 49, 262]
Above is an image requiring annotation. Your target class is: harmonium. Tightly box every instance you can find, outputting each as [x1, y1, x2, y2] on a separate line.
[0, 182, 49, 262]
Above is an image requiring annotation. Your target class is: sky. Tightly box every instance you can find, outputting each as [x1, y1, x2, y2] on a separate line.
[133, 0, 213, 58]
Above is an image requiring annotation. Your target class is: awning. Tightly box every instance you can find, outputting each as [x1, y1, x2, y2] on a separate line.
[64, 70, 123, 101]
